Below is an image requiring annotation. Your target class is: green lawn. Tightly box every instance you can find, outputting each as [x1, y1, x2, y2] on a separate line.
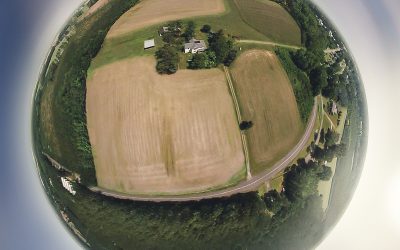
[88, 25, 163, 75]
[270, 174, 284, 191]
[89, 0, 301, 73]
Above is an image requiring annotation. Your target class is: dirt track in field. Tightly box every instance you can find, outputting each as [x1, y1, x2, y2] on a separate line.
[106, 0, 225, 38]
[86, 57, 244, 195]
[230, 49, 303, 173]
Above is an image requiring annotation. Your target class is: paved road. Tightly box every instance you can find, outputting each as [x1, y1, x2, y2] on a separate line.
[237, 40, 303, 50]
[90, 102, 318, 202]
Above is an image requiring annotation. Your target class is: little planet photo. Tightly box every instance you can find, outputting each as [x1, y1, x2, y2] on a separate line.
[32, 0, 368, 249]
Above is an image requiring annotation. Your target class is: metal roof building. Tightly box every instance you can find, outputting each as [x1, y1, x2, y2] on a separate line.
[144, 39, 155, 49]
[184, 38, 207, 53]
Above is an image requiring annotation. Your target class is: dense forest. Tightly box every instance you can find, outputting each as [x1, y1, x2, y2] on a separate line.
[273, 0, 355, 121]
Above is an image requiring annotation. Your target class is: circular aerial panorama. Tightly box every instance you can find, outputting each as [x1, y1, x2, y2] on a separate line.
[32, 0, 368, 249]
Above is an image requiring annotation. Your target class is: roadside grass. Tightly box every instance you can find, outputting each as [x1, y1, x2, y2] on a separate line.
[234, 0, 301, 46]
[95, 165, 247, 197]
[290, 102, 321, 165]
[270, 174, 284, 191]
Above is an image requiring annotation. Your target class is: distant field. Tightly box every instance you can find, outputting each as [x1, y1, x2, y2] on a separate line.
[234, 0, 301, 46]
[106, 0, 225, 38]
[90, 0, 302, 71]
[230, 50, 302, 174]
[84, 0, 111, 18]
[86, 57, 245, 194]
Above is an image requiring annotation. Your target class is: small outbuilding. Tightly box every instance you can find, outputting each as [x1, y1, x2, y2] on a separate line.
[144, 39, 155, 49]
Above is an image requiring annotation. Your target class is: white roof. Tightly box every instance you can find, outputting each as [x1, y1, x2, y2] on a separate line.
[184, 39, 207, 51]
[144, 39, 155, 49]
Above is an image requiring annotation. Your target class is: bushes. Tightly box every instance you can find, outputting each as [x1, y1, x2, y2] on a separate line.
[208, 30, 237, 66]
[276, 48, 314, 122]
[155, 45, 179, 74]
[188, 51, 217, 69]
[200, 24, 211, 33]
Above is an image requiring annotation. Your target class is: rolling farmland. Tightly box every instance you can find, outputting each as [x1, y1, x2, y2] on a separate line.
[86, 57, 245, 195]
[106, 0, 225, 38]
[230, 50, 303, 173]
[234, 0, 301, 46]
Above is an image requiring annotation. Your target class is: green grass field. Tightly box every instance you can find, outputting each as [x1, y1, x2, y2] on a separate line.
[88, 24, 163, 74]
[234, 0, 301, 46]
[89, 0, 301, 72]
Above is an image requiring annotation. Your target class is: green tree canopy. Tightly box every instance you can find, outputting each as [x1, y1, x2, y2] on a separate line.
[189, 51, 217, 69]
[155, 45, 179, 74]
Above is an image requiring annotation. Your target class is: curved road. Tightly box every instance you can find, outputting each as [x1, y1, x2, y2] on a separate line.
[90, 101, 317, 202]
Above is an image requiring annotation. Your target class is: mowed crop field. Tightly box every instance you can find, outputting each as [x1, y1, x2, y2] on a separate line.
[230, 50, 303, 174]
[106, 0, 225, 38]
[86, 57, 245, 194]
[234, 0, 301, 46]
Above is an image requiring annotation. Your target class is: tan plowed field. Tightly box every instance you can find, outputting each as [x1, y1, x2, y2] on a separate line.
[106, 0, 225, 38]
[86, 57, 244, 194]
[230, 50, 302, 173]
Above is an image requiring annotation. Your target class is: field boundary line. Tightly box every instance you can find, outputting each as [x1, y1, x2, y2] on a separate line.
[223, 66, 252, 180]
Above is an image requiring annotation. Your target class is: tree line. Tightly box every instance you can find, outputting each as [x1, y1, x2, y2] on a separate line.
[44, 0, 139, 185]
[274, 0, 354, 108]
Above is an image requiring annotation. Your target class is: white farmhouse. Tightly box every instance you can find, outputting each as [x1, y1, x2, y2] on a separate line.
[184, 38, 207, 53]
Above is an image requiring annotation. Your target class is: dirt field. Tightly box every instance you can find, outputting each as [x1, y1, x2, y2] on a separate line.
[230, 50, 302, 173]
[86, 56, 244, 194]
[234, 0, 301, 46]
[106, 0, 225, 38]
